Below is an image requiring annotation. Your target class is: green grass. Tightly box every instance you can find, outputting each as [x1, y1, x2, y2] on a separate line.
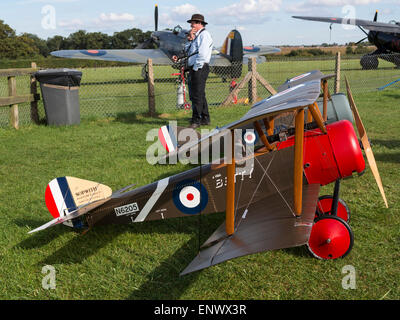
[0, 58, 399, 300]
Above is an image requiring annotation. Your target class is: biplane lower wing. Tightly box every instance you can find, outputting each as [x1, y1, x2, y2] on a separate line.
[181, 183, 320, 275]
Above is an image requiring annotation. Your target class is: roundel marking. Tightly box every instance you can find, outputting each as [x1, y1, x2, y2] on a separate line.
[173, 180, 208, 214]
[80, 50, 107, 57]
[242, 129, 258, 145]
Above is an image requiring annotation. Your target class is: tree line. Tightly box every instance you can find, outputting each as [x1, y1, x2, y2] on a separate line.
[0, 19, 153, 59]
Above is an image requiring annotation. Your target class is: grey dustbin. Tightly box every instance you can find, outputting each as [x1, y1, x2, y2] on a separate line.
[35, 68, 82, 126]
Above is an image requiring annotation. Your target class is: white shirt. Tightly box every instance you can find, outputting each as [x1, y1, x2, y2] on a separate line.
[185, 28, 213, 71]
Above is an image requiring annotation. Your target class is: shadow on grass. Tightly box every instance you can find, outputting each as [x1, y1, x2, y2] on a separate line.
[127, 234, 201, 300]
[114, 111, 192, 127]
[14, 218, 71, 249]
[374, 152, 400, 163]
[373, 139, 400, 149]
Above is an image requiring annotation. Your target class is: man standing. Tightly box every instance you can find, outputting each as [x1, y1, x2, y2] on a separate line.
[174, 14, 213, 128]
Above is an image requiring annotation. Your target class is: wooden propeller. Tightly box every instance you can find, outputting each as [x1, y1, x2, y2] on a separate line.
[345, 76, 388, 208]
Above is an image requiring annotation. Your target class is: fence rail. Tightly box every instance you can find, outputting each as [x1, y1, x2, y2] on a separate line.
[0, 62, 40, 129]
[0, 54, 399, 129]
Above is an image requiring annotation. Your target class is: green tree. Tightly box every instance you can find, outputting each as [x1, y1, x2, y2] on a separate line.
[23, 33, 50, 56]
[0, 20, 39, 59]
[46, 35, 66, 52]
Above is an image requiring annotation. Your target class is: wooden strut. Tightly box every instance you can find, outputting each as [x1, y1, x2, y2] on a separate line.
[221, 57, 277, 106]
[263, 117, 274, 136]
[225, 130, 236, 236]
[308, 102, 327, 134]
[254, 120, 274, 151]
[294, 109, 305, 217]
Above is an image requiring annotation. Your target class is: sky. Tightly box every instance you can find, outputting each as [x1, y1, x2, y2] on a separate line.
[1, 0, 399, 46]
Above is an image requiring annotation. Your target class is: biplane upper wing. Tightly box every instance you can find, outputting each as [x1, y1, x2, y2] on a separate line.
[293, 16, 400, 34]
[51, 49, 172, 65]
[277, 70, 335, 92]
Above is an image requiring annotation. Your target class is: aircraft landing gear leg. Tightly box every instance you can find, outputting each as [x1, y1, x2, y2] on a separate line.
[315, 180, 351, 222]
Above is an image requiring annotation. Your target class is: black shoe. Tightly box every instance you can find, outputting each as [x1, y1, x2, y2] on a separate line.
[200, 119, 210, 125]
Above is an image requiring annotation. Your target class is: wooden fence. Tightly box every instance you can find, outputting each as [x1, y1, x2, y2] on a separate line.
[0, 62, 40, 129]
[0, 54, 342, 127]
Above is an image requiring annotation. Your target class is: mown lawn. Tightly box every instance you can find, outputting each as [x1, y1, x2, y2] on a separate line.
[0, 60, 399, 299]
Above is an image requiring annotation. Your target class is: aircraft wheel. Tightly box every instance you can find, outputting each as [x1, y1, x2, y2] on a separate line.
[307, 216, 354, 260]
[315, 195, 351, 223]
[360, 55, 378, 70]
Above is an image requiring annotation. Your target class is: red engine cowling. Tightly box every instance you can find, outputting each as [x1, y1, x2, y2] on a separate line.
[277, 120, 365, 186]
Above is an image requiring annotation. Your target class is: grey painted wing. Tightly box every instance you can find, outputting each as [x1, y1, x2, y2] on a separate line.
[293, 16, 400, 34]
[51, 49, 172, 65]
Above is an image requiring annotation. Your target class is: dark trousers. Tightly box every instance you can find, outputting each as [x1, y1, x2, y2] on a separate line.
[188, 63, 210, 124]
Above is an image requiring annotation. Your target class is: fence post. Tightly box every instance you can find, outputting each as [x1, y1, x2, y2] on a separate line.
[8, 75, 19, 129]
[248, 57, 257, 104]
[30, 62, 39, 124]
[147, 59, 156, 117]
[334, 52, 341, 94]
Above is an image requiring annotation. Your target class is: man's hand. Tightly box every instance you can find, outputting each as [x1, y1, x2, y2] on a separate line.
[187, 28, 196, 41]
[172, 55, 178, 62]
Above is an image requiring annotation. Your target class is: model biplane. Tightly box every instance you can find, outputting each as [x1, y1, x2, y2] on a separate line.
[29, 70, 388, 275]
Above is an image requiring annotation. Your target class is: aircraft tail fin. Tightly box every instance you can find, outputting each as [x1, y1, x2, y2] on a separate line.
[220, 30, 244, 63]
[220, 30, 244, 78]
[45, 176, 112, 219]
[29, 176, 113, 233]
[374, 10, 378, 22]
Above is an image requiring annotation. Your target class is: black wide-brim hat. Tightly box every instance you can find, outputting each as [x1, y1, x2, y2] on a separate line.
[187, 14, 208, 25]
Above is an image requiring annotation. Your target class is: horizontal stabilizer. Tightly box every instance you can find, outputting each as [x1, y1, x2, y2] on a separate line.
[180, 184, 320, 275]
[29, 197, 110, 234]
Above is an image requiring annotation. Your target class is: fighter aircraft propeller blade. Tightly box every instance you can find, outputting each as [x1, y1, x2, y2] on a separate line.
[345, 76, 388, 208]
[155, 4, 158, 32]
[136, 5, 159, 49]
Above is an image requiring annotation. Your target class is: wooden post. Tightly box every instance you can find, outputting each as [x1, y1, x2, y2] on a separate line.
[147, 59, 156, 117]
[294, 109, 304, 217]
[248, 57, 257, 104]
[30, 62, 39, 124]
[334, 52, 341, 94]
[225, 130, 235, 236]
[8, 76, 19, 129]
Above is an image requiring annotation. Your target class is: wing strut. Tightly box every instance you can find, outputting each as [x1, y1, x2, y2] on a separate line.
[309, 102, 327, 133]
[294, 109, 305, 217]
[254, 120, 274, 151]
[322, 79, 329, 121]
[263, 117, 274, 136]
[226, 130, 236, 235]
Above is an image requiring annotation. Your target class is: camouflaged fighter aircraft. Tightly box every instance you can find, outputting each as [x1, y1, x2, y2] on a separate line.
[51, 5, 280, 81]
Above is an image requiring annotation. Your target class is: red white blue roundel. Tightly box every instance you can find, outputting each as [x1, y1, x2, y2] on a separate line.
[173, 180, 208, 214]
[242, 129, 258, 145]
